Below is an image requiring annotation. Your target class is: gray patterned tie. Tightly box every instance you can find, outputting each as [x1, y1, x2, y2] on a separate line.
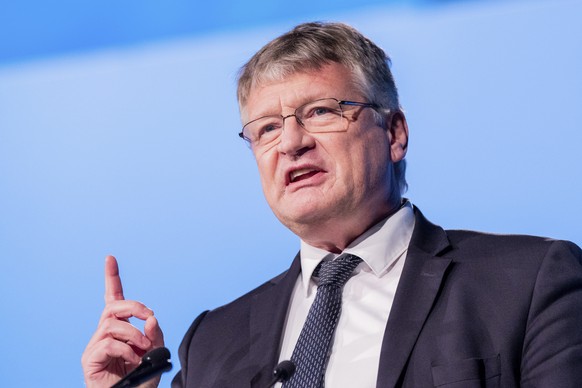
[283, 254, 362, 388]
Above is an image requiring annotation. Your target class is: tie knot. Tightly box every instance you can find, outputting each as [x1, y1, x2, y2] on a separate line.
[315, 254, 362, 287]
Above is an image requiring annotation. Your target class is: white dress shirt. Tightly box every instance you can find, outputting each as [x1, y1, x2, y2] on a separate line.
[276, 202, 415, 387]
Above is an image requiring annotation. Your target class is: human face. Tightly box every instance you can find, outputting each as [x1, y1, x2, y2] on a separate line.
[241, 63, 407, 251]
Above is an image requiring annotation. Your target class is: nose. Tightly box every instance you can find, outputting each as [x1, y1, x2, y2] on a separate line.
[277, 114, 315, 157]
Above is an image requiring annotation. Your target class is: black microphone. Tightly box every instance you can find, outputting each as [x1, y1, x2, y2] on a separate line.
[265, 360, 296, 387]
[111, 347, 172, 388]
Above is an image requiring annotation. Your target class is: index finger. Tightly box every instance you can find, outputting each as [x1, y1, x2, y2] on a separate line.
[105, 255, 125, 304]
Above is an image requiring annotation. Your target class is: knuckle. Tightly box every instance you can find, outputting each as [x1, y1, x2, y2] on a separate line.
[101, 337, 120, 355]
[102, 302, 116, 316]
[100, 317, 116, 332]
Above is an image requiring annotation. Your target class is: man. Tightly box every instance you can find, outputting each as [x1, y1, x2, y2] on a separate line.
[82, 22, 582, 387]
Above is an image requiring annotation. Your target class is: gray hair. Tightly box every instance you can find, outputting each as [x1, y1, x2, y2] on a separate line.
[237, 21, 407, 194]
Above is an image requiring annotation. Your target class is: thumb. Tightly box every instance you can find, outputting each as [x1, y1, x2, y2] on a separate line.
[144, 316, 165, 348]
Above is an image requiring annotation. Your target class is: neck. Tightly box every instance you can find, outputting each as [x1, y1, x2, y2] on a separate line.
[297, 197, 405, 254]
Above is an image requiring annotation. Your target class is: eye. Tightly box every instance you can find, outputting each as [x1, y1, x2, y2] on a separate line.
[302, 100, 342, 121]
[313, 106, 334, 116]
[263, 123, 278, 133]
[256, 119, 283, 139]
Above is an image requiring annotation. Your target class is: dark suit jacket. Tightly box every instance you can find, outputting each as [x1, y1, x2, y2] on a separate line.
[172, 208, 582, 387]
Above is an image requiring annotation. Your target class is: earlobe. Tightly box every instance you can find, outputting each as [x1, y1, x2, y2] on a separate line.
[388, 111, 409, 162]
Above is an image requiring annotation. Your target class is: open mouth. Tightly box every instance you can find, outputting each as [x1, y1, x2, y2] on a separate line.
[289, 168, 322, 183]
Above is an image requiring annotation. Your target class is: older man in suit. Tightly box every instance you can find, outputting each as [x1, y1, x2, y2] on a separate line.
[82, 22, 582, 387]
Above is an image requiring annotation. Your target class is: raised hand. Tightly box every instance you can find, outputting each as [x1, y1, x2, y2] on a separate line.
[82, 256, 164, 388]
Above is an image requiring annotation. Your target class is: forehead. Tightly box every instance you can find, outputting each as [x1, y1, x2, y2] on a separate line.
[241, 63, 360, 122]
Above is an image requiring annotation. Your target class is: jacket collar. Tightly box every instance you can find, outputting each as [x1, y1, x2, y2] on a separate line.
[247, 206, 452, 388]
[376, 206, 452, 387]
[249, 253, 301, 387]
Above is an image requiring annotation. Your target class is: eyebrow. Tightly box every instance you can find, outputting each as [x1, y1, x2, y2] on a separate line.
[247, 94, 335, 121]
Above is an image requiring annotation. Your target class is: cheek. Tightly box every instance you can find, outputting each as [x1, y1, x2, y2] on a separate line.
[338, 140, 370, 175]
[255, 153, 279, 195]
[345, 138, 390, 187]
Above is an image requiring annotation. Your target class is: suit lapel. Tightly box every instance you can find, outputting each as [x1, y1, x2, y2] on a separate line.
[244, 207, 451, 387]
[376, 208, 452, 387]
[249, 254, 301, 387]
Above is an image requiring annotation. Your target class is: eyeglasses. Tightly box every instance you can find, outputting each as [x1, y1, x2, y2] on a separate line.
[238, 98, 379, 148]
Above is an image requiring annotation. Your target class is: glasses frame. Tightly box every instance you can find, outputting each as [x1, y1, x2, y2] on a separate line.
[238, 98, 379, 146]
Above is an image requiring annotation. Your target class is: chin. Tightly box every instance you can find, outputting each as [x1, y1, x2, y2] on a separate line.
[275, 203, 340, 231]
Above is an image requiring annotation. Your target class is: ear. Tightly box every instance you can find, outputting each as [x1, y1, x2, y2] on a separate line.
[386, 110, 409, 162]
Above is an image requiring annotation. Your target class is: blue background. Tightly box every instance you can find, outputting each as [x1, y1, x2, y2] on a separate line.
[1, 0, 581, 386]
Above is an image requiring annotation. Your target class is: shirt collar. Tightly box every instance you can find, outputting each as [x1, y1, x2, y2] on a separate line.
[298, 201, 416, 295]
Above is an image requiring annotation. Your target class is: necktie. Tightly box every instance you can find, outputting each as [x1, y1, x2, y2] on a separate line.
[283, 254, 362, 388]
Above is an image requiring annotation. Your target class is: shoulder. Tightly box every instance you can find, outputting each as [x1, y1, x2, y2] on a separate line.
[445, 229, 581, 264]
[411, 205, 581, 267]
[173, 267, 294, 386]
[438, 230, 582, 301]
[190, 267, 290, 333]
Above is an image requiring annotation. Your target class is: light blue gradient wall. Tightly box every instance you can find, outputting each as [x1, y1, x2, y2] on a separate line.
[0, 1, 580, 386]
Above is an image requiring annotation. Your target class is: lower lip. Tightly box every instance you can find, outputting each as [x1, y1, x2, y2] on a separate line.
[287, 171, 326, 191]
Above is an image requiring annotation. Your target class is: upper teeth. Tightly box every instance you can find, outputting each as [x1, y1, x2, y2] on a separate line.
[290, 168, 313, 181]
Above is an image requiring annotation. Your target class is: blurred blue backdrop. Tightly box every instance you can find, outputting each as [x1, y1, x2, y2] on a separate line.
[1, 0, 581, 386]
